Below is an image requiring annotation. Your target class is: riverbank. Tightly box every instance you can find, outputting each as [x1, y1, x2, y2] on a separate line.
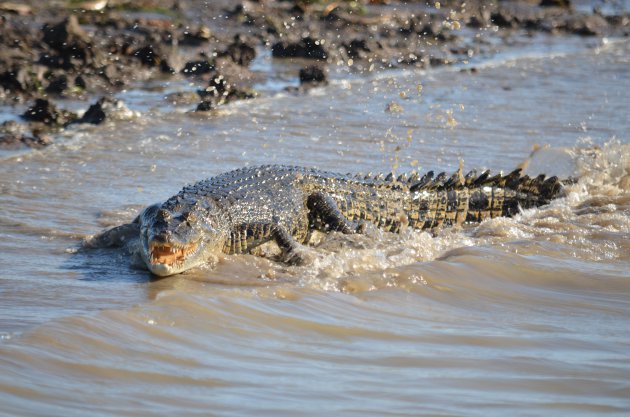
[1, 0, 628, 148]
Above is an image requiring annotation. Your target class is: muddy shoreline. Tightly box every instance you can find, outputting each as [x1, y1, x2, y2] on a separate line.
[1, 0, 628, 149]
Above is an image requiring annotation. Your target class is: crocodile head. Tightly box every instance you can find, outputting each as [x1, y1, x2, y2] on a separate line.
[137, 200, 222, 276]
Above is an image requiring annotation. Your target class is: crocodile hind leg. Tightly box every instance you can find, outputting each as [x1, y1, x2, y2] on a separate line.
[307, 192, 365, 234]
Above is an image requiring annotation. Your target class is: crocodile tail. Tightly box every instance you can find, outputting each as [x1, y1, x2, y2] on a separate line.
[411, 167, 564, 194]
[515, 173, 565, 207]
[408, 168, 566, 223]
[473, 169, 565, 218]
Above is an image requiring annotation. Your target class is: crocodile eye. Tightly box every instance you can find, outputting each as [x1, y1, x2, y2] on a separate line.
[183, 211, 197, 223]
[157, 209, 171, 221]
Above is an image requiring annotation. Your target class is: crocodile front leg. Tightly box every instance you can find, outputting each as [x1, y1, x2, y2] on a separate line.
[270, 224, 311, 265]
[307, 192, 365, 234]
[227, 223, 310, 265]
[86, 222, 140, 248]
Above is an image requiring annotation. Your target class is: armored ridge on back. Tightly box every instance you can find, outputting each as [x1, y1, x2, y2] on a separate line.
[90, 164, 566, 276]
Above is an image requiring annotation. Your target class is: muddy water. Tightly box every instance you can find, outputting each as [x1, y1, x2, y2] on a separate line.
[1, 37, 629, 416]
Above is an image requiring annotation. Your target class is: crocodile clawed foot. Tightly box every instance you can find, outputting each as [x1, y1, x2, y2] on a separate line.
[355, 221, 368, 234]
[281, 246, 315, 266]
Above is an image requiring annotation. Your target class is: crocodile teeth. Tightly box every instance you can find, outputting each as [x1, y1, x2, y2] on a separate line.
[149, 242, 198, 265]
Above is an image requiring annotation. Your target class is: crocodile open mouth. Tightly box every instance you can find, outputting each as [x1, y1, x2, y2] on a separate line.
[149, 241, 199, 265]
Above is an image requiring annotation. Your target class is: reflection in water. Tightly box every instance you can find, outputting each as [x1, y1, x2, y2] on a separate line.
[0, 38, 629, 416]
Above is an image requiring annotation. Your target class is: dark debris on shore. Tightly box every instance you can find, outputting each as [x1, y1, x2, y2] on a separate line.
[1, 0, 628, 149]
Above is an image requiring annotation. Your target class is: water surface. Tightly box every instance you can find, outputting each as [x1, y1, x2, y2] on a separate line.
[0, 36, 629, 416]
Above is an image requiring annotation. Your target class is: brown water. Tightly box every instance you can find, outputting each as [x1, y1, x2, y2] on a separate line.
[1, 35, 629, 416]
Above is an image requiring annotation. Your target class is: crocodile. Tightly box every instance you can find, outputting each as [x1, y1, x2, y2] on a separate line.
[90, 164, 565, 276]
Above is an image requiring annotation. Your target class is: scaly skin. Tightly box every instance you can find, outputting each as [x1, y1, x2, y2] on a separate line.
[91, 165, 565, 276]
